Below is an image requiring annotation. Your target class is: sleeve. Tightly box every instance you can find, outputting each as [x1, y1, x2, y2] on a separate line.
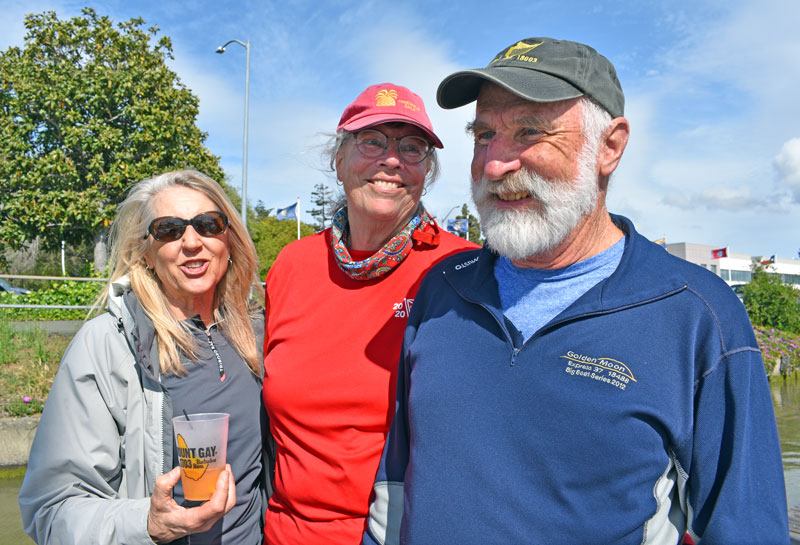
[685, 345, 790, 544]
[363, 329, 414, 545]
[17, 319, 157, 545]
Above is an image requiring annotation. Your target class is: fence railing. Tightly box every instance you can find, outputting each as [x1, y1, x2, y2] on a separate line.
[0, 274, 266, 311]
[0, 274, 106, 282]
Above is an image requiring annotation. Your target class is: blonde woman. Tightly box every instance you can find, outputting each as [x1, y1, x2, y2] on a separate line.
[19, 170, 268, 545]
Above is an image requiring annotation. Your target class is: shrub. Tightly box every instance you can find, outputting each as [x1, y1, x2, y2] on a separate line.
[0, 279, 103, 320]
[743, 265, 800, 334]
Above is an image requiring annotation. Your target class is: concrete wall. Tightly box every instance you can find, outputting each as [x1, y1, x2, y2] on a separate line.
[0, 416, 39, 467]
[0, 322, 81, 467]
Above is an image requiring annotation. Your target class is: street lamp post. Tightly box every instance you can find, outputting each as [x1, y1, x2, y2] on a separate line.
[216, 39, 250, 229]
[442, 205, 460, 222]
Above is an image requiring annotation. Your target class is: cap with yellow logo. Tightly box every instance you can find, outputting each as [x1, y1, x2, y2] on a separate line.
[338, 82, 443, 148]
[436, 37, 624, 119]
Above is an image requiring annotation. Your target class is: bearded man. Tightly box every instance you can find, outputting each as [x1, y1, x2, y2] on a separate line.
[363, 38, 789, 545]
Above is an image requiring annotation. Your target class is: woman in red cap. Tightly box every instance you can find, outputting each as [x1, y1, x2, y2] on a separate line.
[261, 83, 478, 544]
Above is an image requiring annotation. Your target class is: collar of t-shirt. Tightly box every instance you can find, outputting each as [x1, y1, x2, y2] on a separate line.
[494, 236, 625, 342]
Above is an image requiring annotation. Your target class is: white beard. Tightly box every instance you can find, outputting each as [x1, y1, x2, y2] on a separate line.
[471, 144, 601, 261]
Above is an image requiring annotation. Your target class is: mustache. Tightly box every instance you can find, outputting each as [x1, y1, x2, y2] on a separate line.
[475, 168, 560, 203]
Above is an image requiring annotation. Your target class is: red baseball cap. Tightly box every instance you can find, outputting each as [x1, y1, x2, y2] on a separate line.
[337, 83, 443, 148]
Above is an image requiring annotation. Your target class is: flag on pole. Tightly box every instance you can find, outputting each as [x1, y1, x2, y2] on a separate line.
[759, 254, 775, 265]
[652, 237, 666, 247]
[711, 247, 728, 259]
[446, 218, 468, 234]
[276, 203, 297, 221]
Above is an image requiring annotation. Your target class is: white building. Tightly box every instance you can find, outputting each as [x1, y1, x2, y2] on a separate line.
[664, 242, 800, 288]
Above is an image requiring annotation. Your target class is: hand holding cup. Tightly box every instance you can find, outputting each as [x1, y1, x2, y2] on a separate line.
[147, 463, 236, 543]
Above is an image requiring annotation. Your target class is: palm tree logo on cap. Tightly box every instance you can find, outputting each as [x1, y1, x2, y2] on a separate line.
[375, 89, 398, 106]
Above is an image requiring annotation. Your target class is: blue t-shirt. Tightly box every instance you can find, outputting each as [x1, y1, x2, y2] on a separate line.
[495, 237, 625, 341]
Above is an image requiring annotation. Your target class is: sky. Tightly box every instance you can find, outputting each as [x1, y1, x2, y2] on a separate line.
[3, 0, 799, 259]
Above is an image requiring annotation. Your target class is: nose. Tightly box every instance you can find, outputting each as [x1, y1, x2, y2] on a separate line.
[378, 139, 403, 169]
[181, 225, 204, 250]
[473, 136, 522, 182]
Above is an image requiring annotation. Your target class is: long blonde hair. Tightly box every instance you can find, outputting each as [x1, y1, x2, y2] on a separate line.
[96, 170, 261, 375]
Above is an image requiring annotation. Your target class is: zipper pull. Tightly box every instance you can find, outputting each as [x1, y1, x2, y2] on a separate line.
[510, 347, 521, 366]
[205, 331, 226, 382]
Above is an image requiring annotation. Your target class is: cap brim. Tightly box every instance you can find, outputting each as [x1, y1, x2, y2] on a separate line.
[437, 67, 584, 109]
[341, 114, 443, 148]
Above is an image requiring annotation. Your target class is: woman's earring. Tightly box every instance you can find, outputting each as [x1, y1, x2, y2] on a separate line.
[336, 178, 343, 186]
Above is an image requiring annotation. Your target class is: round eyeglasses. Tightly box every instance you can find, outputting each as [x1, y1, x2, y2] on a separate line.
[353, 129, 433, 164]
[145, 211, 229, 242]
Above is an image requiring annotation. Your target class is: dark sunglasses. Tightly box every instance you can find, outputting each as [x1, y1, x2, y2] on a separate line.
[145, 211, 229, 242]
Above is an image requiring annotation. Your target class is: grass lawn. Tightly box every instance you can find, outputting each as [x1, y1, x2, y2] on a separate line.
[0, 323, 71, 417]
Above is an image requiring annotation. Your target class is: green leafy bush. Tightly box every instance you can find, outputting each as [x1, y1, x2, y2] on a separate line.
[250, 216, 316, 279]
[743, 265, 800, 334]
[0, 280, 103, 320]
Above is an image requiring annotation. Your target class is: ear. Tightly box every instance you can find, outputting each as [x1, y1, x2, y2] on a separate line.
[597, 117, 630, 177]
[143, 249, 154, 270]
[334, 145, 345, 174]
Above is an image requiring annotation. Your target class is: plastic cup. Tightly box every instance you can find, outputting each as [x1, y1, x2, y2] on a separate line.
[172, 412, 229, 500]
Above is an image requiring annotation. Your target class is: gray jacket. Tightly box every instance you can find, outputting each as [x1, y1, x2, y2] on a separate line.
[18, 278, 266, 544]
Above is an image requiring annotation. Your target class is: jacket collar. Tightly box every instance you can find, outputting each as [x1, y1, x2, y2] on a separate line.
[107, 275, 160, 381]
[443, 214, 687, 319]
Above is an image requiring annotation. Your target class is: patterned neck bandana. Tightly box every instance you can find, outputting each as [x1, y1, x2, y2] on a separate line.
[330, 205, 438, 281]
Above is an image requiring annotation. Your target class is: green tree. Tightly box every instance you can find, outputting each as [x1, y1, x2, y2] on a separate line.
[253, 200, 274, 222]
[250, 216, 315, 280]
[0, 8, 225, 266]
[742, 265, 800, 333]
[307, 183, 336, 231]
[455, 203, 484, 246]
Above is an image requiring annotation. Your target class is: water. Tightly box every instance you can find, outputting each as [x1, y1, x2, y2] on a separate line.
[0, 474, 31, 544]
[2, 381, 800, 543]
[773, 378, 800, 508]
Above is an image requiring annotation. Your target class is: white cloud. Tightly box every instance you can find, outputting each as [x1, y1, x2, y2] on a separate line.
[774, 138, 800, 204]
[605, 0, 800, 257]
[661, 185, 771, 211]
[208, 2, 480, 220]
[340, 9, 479, 219]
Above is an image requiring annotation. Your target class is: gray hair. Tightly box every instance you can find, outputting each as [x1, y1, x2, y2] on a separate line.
[578, 96, 613, 151]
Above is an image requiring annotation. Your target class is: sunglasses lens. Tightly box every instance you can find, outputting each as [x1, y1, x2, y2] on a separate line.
[148, 212, 228, 241]
[151, 218, 186, 242]
[193, 213, 227, 236]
